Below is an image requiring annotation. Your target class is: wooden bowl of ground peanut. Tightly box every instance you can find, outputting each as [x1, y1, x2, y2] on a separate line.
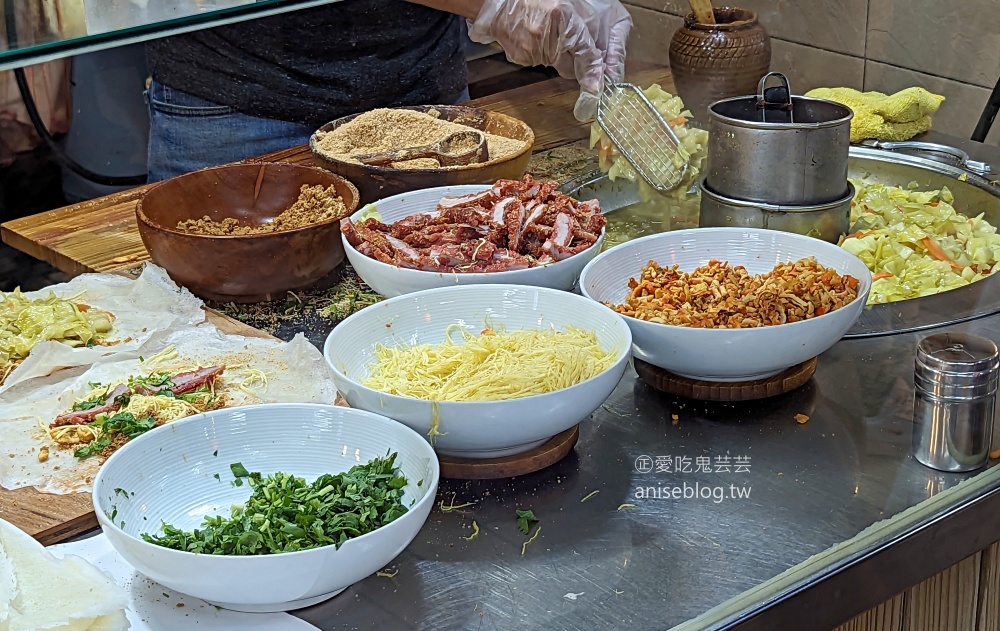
[309, 105, 534, 204]
[136, 163, 359, 303]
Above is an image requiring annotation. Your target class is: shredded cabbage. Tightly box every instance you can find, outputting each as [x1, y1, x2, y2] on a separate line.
[841, 179, 1000, 304]
[355, 203, 382, 222]
[0, 290, 113, 376]
[589, 84, 709, 247]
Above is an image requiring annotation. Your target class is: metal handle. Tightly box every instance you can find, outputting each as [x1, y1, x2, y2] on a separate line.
[756, 72, 794, 124]
[860, 139, 992, 175]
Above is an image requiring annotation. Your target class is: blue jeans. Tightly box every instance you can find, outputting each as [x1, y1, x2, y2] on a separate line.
[145, 80, 471, 182]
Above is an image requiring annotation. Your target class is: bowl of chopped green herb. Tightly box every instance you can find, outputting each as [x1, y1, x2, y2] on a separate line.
[91, 403, 439, 613]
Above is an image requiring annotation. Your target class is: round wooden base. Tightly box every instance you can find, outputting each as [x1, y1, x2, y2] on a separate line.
[438, 425, 580, 480]
[634, 357, 818, 402]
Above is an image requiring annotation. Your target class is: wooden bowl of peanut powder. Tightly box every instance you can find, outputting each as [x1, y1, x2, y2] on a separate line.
[137, 163, 359, 303]
[309, 105, 534, 204]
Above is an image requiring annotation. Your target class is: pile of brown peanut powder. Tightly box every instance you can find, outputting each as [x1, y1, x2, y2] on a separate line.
[176, 184, 348, 236]
[312, 108, 526, 170]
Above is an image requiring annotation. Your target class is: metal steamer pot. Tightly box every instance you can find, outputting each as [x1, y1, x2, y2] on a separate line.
[561, 146, 1000, 338]
[699, 181, 854, 243]
[705, 73, 853, 206]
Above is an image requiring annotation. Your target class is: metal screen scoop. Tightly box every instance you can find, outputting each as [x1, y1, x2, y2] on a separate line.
[596, 78, 689, 192]
[355, 130, 489, 167]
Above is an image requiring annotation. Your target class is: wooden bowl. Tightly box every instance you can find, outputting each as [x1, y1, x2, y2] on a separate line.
[136, 163, 359, 303]
[309, 105, 534, 204]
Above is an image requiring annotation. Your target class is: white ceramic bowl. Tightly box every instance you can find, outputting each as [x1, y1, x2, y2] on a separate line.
[579, 228, 871, 381]
[342, 185, 605, 297]
[323, 284, 633, 458]
[92, 403, 439, 613]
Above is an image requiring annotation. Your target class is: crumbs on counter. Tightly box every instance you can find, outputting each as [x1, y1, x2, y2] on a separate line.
[208, 266, 382, 337]
[526, 140, 597, 182]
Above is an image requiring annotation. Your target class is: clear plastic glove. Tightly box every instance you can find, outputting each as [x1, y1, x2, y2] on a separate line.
[467, 0, 632, 122]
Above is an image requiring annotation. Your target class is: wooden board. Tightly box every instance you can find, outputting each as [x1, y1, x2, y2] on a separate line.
[902, 553, 981, 631]
[0, 308, 278, 545]
[633, 357, 818, 402]
[438, 425, 579, 480]
[0, 67, 673, 277]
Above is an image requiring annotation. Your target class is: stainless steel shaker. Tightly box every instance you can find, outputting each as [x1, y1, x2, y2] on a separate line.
[912, 332, 999, 472]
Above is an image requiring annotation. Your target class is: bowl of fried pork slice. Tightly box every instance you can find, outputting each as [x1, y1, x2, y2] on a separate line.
[339, 175, 606, 297]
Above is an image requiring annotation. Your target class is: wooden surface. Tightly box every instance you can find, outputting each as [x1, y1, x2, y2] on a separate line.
[633, 357, 818, 401]
[977, 543, 1000, 631]
[832, 545, 1000, 631]
[836, 596, 905, 631]
[903, 553, 981, 631]
[0, 67, 673, 277]
[0, 307, 278, 545]
[438, 425, 579, 480]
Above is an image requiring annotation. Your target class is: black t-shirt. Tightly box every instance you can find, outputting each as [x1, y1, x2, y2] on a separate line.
[145, 0, 467, 126]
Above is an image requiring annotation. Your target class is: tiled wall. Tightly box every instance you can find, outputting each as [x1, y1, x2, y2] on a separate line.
[625, 0, 1000, 146]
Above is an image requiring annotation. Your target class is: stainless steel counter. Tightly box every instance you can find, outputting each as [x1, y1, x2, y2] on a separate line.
[60, 134, 996, 630]
[283, 135, 1000, 631]
[283, 314, 999, 630]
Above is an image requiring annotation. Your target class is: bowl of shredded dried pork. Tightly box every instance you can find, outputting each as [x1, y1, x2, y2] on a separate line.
[340, 176, 606, 297]
[310, 105, 534, 204]
[323, 284, 632, 458]
[137, 163, 359, 302]
[579, 228, 872, 381]
[93, 403, 439, 613]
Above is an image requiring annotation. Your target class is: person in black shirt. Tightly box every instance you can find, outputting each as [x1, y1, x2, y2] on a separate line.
[145, 0, 631, 180]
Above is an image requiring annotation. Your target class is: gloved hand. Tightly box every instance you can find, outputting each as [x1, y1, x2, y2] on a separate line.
[467, 0, 632, 122]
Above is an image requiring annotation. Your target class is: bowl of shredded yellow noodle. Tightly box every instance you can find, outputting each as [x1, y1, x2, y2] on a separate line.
[323, 284, 633, 458]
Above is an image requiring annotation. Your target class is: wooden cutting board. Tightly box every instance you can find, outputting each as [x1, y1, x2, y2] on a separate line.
[0, 308, 280, 545]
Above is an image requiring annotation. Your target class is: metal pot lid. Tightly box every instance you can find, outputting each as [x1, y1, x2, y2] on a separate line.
[708, 72, 853, 129]
[916, 333, 999, 374]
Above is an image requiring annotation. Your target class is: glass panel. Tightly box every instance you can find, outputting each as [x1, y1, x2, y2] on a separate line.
[0, 0, 342, 71]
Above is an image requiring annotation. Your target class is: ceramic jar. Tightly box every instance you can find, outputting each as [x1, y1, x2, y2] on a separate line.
[668, 7, 771, 125]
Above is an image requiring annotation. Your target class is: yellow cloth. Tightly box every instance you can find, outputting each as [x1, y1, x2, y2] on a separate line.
[804, 86, 945, 143]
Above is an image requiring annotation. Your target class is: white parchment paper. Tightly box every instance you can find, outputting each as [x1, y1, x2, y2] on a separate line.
[0, 326, 338, 494]
[47, 534, 322, 631]
[1, 265, 205, 395]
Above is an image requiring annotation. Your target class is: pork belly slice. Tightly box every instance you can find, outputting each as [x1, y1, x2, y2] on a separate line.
[388, 212, 438, 238]
[384, 234, 441, 270]
[437, 190, 495, 210]
[502, 198, 527, 252]
[50, 383, 130, 428]
[402, 224, 487, 248]
[155, 366, 225, 395]
[341, 218, 364, 248]
[492, 197, 517, 224]
[541, 213, 577, 261]
[439, 205, 492, 226]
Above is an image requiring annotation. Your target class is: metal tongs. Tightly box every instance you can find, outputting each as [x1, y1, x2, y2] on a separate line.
[756, 72, 795, 124]
[858, 139, 991, 175]
[596, 76, 689, 193]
